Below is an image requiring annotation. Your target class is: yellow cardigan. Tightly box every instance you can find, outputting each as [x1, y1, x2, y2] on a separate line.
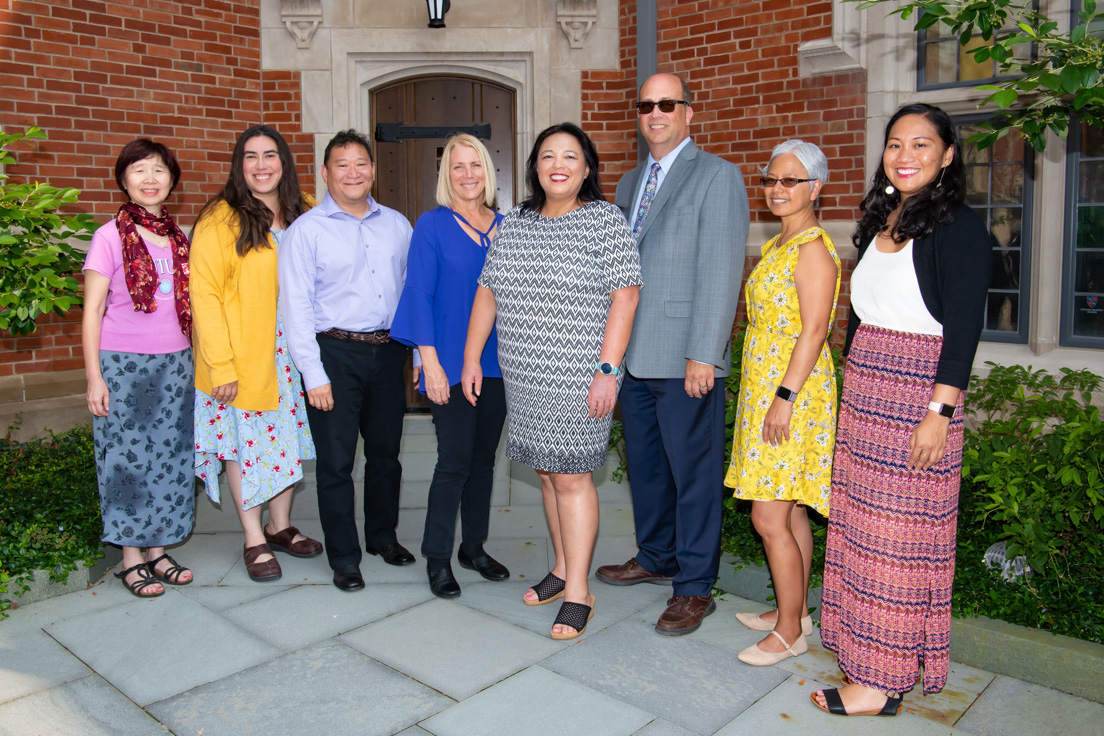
[190, 195, 316, 411]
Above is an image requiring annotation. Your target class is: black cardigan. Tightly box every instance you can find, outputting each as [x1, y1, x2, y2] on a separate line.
[844, 204, 993, 390]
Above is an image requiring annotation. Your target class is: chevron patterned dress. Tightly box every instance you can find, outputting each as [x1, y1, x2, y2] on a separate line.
[478, 201, 642, 473]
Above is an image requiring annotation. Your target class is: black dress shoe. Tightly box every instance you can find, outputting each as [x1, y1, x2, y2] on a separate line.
[457, 548, 510, 581]
[333, 564, 365, 592]
[365, 542, 415, 566]
[428, 564, 461, 598]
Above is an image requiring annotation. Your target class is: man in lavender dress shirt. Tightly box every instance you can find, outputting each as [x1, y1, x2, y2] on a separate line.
[279, 129, 415, 591]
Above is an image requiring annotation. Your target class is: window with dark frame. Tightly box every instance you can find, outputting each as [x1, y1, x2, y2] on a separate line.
[1063, 122, 1104, 347]
[956, 117, 1033, 344]
[917, 5, 1036, 90]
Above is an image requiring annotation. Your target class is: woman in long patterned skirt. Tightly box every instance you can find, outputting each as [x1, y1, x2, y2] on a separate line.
[812, 104, 992, 717]
[191, 125, 320, 582]
[83, 139, 196, 597]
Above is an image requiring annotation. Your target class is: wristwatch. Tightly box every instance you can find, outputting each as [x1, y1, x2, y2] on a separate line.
[596, 361, 620, 376]
[775, 385, 798, 402]
[928, 401, 955, 418]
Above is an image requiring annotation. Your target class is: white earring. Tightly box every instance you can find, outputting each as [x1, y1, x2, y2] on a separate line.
[884, 184, 895, 195]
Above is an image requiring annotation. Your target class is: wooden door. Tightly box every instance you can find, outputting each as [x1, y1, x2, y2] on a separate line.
[371, 76, 516, 410]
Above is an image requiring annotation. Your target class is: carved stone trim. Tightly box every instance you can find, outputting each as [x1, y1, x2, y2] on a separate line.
[282, 0, 322, 50]
[797, 0, 864, 77]
[557, 0, 598, 50]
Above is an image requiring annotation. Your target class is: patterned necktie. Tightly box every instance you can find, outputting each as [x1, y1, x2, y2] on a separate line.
[632, 162, 662, 238]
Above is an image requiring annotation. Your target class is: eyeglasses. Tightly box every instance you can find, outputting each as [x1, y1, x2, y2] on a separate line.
[760, 177, 814, 188]
[635, 99, 689, 114]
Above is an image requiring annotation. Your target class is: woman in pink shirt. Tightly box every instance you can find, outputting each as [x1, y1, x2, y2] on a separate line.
[82, 139, 196, 598]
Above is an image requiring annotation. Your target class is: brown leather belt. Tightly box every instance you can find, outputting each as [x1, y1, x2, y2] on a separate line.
[319, 328, 391, 344]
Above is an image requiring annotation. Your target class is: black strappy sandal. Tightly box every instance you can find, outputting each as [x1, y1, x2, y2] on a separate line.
[810, 688, 902, 717]
[550, 595, 595, 640]
[115, 562, 164, 598]
[146, 554, 192, 586]
[524, 571, 566, 606]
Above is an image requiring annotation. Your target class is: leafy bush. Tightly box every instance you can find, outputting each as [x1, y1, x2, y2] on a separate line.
[0, 425, 103, 616]
[0, 126, 96, 336]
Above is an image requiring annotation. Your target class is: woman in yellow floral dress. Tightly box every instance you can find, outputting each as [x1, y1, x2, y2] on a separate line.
[726, 140, 840, 666]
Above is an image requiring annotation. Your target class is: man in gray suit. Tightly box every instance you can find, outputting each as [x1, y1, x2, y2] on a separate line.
[596, 73, 748, 635]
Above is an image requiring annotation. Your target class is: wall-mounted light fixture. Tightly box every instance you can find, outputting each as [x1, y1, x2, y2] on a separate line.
[426, 0, 451, 28]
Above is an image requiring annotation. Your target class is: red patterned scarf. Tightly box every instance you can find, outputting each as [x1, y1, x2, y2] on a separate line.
[114, 202, 192, 340]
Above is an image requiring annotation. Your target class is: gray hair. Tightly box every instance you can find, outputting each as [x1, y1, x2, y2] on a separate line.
[766, 139, 829, 192]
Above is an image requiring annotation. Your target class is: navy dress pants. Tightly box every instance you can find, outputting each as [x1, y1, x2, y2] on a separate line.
[618, 370, 726, 597]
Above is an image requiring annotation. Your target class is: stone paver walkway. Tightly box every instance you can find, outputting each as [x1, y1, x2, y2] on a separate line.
[2, 416, 1102, 735]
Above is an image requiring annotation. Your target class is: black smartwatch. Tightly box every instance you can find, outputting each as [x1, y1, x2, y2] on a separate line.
[928, 401, 955, 418]
[775, 385, 798, 402]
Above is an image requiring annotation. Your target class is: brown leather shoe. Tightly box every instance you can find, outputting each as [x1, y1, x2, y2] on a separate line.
[264, 524, 323, 559]
[243, 543, 282, 582]
[655, 594, 716, 636]
[595, 557, 673, 586]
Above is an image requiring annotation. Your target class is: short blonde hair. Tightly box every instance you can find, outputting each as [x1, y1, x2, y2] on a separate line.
[436, 134, 497, 209]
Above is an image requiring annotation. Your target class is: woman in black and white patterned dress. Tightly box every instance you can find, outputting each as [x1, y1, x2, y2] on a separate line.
[462, 123, 642, 639]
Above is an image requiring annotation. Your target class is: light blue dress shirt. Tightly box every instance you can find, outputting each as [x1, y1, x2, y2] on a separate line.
[630, 136, 694, 224]
[277, 192, 413, 391]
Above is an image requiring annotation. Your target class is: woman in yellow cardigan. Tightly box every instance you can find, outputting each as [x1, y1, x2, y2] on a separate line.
[191, 125, 321, 582]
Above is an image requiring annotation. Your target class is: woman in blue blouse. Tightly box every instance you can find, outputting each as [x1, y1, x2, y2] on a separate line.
[391, 134, 509, 598]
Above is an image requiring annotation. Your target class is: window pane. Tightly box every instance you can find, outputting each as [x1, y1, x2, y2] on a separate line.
[990, 132, 1022, 163]
[1072, 294, 1104, 339]
[1084, 124, 1104, 158]
[960, 36, 995, 81]
[925, 40, 959, 85]
[990, 207, 1022, 248]
[991, 249, 1021, 290]
[961, 125, 991, 164]
[986, 292, 1019, 332]
[965, 166, 990, 204]
[1076, 252, 1104, 293]
[1080, 160, 1104, 203]
[992, 164, 1024, 204]
[1077, 206, 1104, 249]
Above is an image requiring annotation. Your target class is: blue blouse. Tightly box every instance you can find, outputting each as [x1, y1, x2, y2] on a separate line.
[391, 206, 504, 394]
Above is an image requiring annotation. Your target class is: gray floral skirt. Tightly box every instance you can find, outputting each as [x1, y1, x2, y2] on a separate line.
[94, 349, 195, 547]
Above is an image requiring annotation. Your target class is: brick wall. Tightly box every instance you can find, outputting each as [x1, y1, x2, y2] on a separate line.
[0, 0, 313, 379]
[582, 0, 868, 346]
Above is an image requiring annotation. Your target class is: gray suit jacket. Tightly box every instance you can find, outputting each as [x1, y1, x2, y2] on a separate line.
[615, 141, 749, 379]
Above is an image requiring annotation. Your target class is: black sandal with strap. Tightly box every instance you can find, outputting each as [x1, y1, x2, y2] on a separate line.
[146, 554, 192, 586]
[550, 595, 595, 640]
[114, 562, 164, 598]
[811, 688, 902, 717]
[524, 571, 566, 607]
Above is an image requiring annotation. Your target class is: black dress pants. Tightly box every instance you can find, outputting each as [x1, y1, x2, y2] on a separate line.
[305, 335, 406, 570]
[421, 378, 507, 560]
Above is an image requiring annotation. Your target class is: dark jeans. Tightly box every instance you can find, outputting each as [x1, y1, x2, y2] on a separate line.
[421, 379, 507, 560]
[305, 336, 406, 570]
[618, 370, 726, 597]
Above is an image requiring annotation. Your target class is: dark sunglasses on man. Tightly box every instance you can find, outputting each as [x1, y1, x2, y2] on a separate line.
[635, 99, 689, 114]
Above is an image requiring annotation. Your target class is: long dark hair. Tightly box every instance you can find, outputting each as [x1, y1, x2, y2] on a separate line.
[853, 103, 966, 249]
[520, 122, 603, 213]
[196, 125, 308, 257]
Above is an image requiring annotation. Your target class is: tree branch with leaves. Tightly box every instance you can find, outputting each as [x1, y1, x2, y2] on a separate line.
[851, 0, 1104, 150]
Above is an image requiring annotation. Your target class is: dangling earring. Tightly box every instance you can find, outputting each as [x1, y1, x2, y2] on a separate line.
[884, 184, 895, 195]
[935, 166, 946, 188]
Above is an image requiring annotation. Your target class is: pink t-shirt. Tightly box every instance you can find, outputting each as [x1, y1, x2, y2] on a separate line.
[83, 221, 191, 354]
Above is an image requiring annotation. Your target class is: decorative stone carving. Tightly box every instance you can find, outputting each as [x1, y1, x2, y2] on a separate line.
[557, 0, 597, 50]
[282, 0, 323, 50]
[797, 0, 864, 77]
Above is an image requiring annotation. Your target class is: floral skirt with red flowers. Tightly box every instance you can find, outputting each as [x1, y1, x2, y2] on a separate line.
[194, 313, 315, 511]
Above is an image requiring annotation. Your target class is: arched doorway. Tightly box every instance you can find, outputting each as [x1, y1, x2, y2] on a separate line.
[370, 76, 517, 410]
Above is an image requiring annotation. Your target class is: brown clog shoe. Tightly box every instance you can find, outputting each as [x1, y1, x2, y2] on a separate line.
[264, 525, 323, 559]
[244, 543, 282, 582]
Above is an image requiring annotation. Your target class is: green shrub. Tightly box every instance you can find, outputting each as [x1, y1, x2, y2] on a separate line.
[0, 424, 103, 616]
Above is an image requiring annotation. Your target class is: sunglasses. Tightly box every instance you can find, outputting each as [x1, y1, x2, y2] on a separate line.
[760, 177, 814, 188]
[635, 99, 689, 114]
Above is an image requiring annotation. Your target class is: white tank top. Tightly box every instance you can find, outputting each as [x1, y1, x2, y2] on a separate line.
[851, 238, 943, 336]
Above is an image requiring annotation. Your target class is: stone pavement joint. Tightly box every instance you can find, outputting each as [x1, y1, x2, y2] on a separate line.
[2, 418, 1103, 734]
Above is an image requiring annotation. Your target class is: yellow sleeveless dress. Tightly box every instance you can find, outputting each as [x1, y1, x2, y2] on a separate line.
[724, 227, 840, 516]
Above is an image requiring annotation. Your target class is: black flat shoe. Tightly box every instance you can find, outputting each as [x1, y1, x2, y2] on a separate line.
[366, 542, 415, 566]
[810, 688, 902, 717]
[428, 564, 461, 598]
[333, 564, 365, 591]
[457, 548, 510, 581]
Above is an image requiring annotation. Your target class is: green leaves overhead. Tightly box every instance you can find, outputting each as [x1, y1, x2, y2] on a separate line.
[849, 0, 1104, 150]
[0, 127, 96, 336]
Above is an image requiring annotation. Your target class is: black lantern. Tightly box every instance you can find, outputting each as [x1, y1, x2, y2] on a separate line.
[426, 0, 451, 28]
